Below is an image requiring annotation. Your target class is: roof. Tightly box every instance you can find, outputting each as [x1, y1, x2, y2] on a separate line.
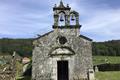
[22, 57, 30, 64]
[79, 35, 92, 41]
[35, 31, 54, 40]
[35, 30, 92, 41]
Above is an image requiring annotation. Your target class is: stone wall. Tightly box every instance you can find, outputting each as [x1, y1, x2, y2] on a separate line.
[32, 28, 93, 80]
[0, 71, 15, 80]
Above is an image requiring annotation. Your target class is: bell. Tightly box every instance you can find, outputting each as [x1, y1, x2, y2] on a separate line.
[60, 15, 64, 22]
[71, 14, 75, 21]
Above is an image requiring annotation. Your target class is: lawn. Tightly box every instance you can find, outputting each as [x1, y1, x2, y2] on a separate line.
[95, 71, 120, 80]
[93, 56, 120, 65]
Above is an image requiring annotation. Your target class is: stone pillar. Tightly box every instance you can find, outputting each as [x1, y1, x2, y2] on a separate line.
[88, 68, 95, 80]
[54, 15, 59, 26]
[76, 15, 79, 25]
[65, 15, 70, 26]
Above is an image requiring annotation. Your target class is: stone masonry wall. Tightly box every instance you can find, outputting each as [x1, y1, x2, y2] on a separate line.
[32, 28, 92, 80]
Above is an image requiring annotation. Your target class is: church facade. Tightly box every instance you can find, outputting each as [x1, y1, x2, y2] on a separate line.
[32, 1, 93, 80]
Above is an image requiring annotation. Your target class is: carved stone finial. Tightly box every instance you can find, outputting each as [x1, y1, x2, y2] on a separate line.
[54, 4, 57, 7]
[59, 0, 65, 8]
[67, 4, 69, 7]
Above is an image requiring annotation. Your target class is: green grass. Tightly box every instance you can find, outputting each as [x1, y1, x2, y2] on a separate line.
[95, 71, 120, 80]
[93, 56, 120, 65]
[16, 76, 31, 80]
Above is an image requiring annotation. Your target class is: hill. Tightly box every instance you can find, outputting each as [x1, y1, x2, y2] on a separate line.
[0, 38, 33, 57]
[0, 38, 120, 56]
[93, 40, 120, 56]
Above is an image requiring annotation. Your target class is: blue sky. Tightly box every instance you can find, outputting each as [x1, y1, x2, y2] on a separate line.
[0, 0, 120, 41]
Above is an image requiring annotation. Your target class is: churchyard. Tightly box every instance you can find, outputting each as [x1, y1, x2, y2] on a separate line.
[93, 56, 120, 80]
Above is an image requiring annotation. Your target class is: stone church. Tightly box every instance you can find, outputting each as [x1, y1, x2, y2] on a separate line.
[32, 1, 94, 80]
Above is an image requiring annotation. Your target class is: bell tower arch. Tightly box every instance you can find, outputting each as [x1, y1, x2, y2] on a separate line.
[53, 0, 81, 29]
[52, 0, 82, 37]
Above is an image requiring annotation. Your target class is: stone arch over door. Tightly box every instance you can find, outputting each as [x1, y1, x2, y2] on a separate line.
[49, 47, 75, 80]
[49, 47, 75, 57]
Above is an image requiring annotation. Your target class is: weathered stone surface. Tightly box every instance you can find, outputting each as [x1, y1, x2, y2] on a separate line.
[32, 1, 93, 80]
[32, 28, 93, 80]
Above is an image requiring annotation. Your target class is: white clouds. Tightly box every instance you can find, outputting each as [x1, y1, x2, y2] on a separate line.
[0, 0, 120, 41]
[0, 0, 53, 38]
[64, 0, 120, 41]
[83, 9, 120, 30]
[80, 8, 120, 41]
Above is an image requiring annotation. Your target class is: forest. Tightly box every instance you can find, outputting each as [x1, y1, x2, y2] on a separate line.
[93, 40, 120, 56]
[0, 38, 120, 57]
[0, 38, 33, 57]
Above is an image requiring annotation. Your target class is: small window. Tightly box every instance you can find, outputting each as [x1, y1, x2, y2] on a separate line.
[58, 36, 67, 44]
